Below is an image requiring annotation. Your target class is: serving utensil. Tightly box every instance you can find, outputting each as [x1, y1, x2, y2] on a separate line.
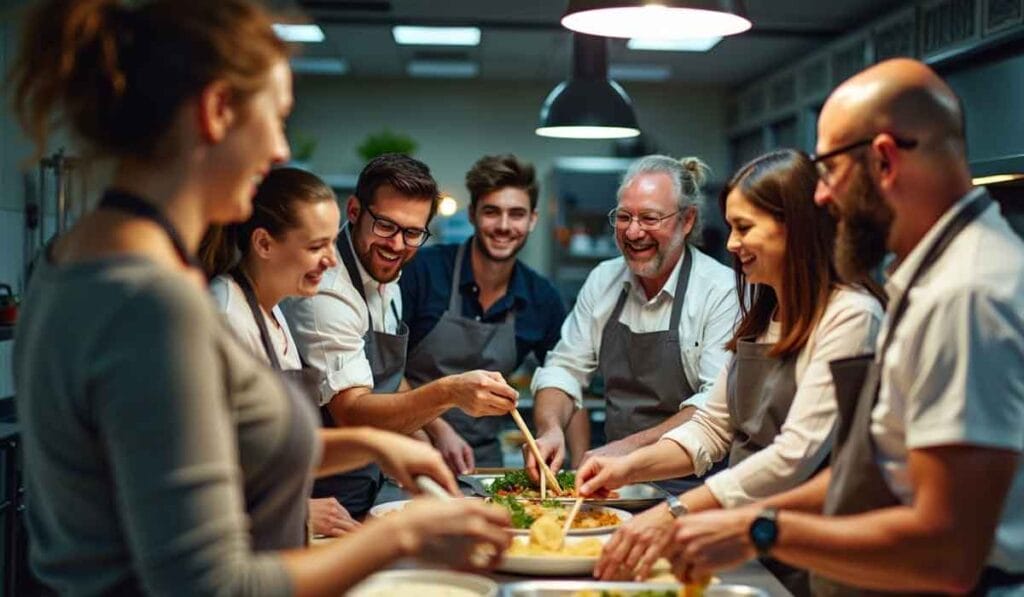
[559, 497, 584, 549]
[509, 408, 562, 493]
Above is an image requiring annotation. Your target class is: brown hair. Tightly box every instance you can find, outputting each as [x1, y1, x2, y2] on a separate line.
[465, 154, 538, 210]
[200, 167, 337, 278]
[9, 0, 288, 159]
[721, 149, 885, 357]
[354, 153, 440, 221]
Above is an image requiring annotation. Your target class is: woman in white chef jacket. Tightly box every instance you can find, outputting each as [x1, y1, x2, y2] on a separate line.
[201, 166, 359, 537]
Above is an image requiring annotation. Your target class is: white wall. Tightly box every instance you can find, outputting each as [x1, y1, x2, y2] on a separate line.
[288, 76, 730, 271]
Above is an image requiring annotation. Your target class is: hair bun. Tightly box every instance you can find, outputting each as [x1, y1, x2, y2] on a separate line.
[678, 156, 710, 189]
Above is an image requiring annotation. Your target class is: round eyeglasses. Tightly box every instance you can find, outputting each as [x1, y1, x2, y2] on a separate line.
[364, 206, 431, 247]
[607, 208, 681, 231]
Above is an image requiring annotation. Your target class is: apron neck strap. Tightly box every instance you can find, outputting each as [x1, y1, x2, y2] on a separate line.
[880, 192, 992, 356]
[228, 266, 284, 371]
[668, 244, 693, 332]
[450, 238, 517, 324]
[337, 223, 399, 333]
[98, 189, 200, 269]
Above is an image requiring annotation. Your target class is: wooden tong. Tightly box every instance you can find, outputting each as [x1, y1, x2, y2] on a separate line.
[509, 408, 562, 494]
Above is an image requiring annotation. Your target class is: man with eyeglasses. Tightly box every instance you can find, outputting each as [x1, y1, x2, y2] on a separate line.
[283, 153, 519, 517]
[526, 155, 738, 494]
[398, 154, 572, 472]
[662, 59, 1023, 596]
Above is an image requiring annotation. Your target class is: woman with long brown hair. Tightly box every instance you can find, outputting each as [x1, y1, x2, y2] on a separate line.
[10, 1, 509, 595]
[576, 149, 885, 589]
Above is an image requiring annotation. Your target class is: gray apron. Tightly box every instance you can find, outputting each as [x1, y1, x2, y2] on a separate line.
[312, 225, 409, 518]
[726, 340, 810, 597]
[597, 246, 708, 493]
[811, 192, 1021, 596]
[404, 240, 518, 467]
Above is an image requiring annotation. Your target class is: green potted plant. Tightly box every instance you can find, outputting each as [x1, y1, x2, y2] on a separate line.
[357, 129, 418, 162]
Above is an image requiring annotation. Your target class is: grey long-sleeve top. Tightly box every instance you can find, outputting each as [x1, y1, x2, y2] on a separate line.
[14, 255, 319, 596]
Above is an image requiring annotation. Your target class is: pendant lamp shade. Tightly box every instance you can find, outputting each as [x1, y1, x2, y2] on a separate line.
[561, 0, 751, 40]
[536, 34, 641, 139]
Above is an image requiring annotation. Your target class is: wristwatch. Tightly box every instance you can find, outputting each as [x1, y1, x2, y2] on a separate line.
[748, 508, 779, 556]
[665, 494, 688, 518]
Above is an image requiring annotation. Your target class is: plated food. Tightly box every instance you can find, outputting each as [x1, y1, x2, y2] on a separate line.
[489, 495, 630, 534]
[498, 515, 607, 576]
[488, 470, 618, 499]
[470, 470, 667, 510]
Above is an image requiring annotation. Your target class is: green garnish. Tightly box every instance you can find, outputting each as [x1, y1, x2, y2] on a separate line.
[489, 494, 535, 528]
[488, 469, 577, 495]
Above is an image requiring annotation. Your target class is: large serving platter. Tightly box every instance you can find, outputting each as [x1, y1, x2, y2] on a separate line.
[368, 499, 631, 536]
[497, 535, 609, 577]
[466, 473, 668, 511]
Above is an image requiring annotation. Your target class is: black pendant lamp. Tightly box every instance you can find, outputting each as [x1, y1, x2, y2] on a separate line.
[536, 33, 641, 139]
[561, 0, 751, 39]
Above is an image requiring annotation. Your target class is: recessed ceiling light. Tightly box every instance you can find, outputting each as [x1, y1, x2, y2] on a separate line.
[609, 63, 672, 81]
[407, 60, 479, 78]
[272, 23, 325, 43]
[290, 57, 349, 75]
[393, 26, 481, 46]
[627, 36, 722, 52]
[562, 2, 751, 39]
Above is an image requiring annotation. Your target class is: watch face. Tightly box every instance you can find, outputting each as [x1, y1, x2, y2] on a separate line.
[750, 517, 778, 549]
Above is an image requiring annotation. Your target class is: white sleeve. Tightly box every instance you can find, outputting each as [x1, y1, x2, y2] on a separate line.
[530, 267, 606, 409]
[662, 362, 735, 474]
[899, 288, 1024, 452]
[208, 276, 271, 366]
[705, 292, 883, 508]
[682, 283, 739, 410]
[282, 286, 374, 406]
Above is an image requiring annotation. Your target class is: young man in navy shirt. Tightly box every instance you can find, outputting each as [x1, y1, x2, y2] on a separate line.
[400, 154, 574, 471]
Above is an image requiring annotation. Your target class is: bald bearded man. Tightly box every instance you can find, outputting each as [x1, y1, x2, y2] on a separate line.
[657, 59, 1024, 596]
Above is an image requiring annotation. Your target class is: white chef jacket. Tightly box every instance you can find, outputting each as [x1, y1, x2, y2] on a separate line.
[280, 232, 403, 406]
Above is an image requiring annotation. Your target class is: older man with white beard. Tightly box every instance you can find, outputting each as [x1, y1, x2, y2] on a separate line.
[527, 155, 739, 494]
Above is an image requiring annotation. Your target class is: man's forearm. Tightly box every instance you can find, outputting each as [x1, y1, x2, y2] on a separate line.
[316, 427, 381, 476]
[758, 468, 830, 513]
[327, 380, 454, 435]
[623, 439, 697, 484]
[772, 506, 976, 594]
[533, 387, 576, 435]
[618, 406, 697, 450]
[422, 416, 455, 441]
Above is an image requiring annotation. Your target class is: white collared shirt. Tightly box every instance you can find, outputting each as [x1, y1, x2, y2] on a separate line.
[280, 233, 402, 405]
[662, 286, 883, 508]
[209, 274, 302, 371]
[871, 188, 1024, 572]
[531, 245, 738, 412]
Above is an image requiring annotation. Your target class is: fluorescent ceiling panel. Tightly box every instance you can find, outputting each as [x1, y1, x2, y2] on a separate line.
[407, 60, 479, 78]
[290, 57, 349, 75]
[627, 36, 722, 52]
[609, 63, 672, 81]
[393, 26, 481, 46]
[273, 23, 325, 43]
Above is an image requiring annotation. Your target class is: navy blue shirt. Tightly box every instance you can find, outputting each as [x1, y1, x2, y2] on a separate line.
[400, 239, 567, 368]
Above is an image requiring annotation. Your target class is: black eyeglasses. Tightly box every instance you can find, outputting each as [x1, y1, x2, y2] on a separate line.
[363, 206, 431, 247]
[811, 135, 918, 187]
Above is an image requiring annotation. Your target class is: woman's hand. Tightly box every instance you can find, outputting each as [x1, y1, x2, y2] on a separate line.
[386, 499, 513, 570]
[594, 502, 675, 581]
[366, 430, 459, 495]
[308, 498, 360, 536]
[576, 454, 632, 496]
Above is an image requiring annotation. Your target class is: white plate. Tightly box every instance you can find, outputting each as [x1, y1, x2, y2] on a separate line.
[505, 505, 633, 536]
[497, 535, 609, 577]
[347, 569, 498, 597]
[369, 500, 630, 536]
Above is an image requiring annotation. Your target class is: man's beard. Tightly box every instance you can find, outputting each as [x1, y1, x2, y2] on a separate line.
[833, 168, 894, 282]
[619, 231, 686, 279]
[474, 232, 527, 263]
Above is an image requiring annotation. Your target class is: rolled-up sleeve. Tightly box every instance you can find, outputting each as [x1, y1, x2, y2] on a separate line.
[283, 285, 373, 406]
[682, 283, 739, 411]
[662, 363, 734, 474]
[531, 268, 605, 409]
